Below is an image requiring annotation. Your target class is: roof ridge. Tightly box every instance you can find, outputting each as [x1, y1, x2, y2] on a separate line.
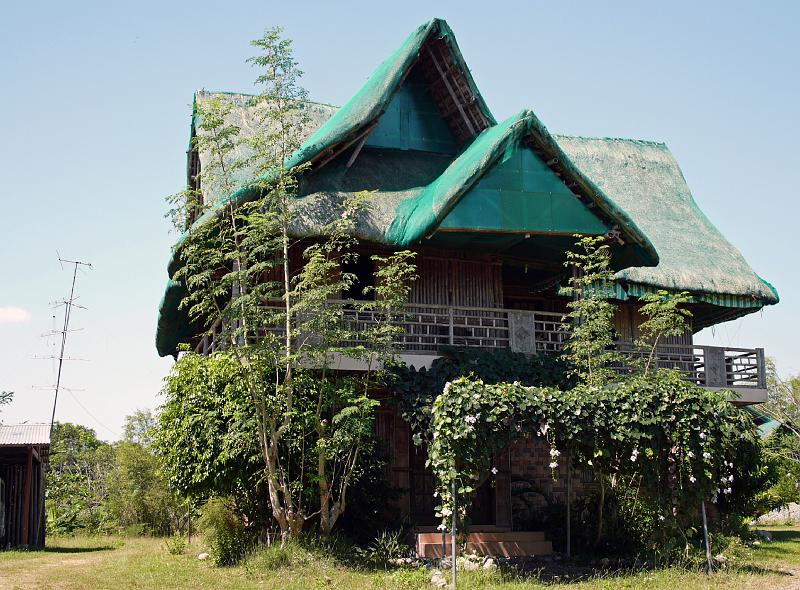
[195, 89, 340, 110]
[554, 133, 667, 148]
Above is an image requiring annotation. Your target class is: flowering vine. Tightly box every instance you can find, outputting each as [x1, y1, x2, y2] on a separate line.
[426, 370, 756, 532]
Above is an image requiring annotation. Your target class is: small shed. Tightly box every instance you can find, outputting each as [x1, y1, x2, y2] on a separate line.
[0, 424, 50, 549]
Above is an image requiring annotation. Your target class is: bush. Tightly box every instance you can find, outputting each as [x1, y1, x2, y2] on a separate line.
[354, 529, 412, 568]
[198, 497, 250, 566]
[243, 541, 315, 572]
[332, 440, 400, 544]
[165, 533, 187, 555]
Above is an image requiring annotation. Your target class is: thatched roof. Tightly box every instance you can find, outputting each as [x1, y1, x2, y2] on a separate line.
[192, 91, 337, 207]
[555, 136, 778, 307]
[155, 18, 777, 357]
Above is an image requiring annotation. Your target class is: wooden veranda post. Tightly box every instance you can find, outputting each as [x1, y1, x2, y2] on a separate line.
[566, 451, 572, 558]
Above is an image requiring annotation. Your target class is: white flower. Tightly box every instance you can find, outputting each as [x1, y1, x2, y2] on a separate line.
[465, 415, 477, 425]
[689, 476, 697, 483]
[437, 523, 447, 531]
[549, 448, 561, 458]
[491, 467, 498, 475]
[443, 381, 452, 394]
[630, 449, 639, 462]
[723, 460, 729, 467]
[441, 508, 452, 517]
[659, 515, 666, 521]
[513, 381, 520, 386]
[539, 423, 550, 436]
[724, 487, 732, 495]
[728, 474, 734, 482]
[549, 461, 559, 469]
[700, 432, 706, 439]
[433, 491, 438, 498]
[703, 452, 711, 460]
[687, 450, 695, 459]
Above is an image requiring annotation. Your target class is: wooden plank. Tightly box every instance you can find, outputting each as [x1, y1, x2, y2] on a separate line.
[20, 447, 32, 545]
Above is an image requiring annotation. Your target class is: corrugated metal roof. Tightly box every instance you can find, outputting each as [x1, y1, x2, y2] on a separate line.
[0, 424, 51, 446]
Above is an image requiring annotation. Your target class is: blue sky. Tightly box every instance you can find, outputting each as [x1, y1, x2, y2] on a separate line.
[1, 1, 797, 439]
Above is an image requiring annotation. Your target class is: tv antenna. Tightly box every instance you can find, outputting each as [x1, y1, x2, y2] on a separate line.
[43, 254, 93, 437]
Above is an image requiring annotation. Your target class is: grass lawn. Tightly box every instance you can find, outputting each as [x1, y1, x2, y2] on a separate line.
[1, 528, 800, 590]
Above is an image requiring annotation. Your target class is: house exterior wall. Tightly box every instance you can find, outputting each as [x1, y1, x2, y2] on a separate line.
[376, 403, 599, 532]
[409, 250, 503, 308]
[508, 436, 595, 532]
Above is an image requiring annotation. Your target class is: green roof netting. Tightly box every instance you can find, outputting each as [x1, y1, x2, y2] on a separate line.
[386, 110, 656, 262]
[155, 17, 778, 357]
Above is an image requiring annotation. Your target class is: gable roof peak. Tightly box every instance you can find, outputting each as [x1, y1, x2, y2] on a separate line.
[285, 18, 495, 170]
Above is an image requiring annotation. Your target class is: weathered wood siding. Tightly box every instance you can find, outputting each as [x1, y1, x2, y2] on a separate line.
[0, 449, 46, 549]
[410, 251, 502, 307]
[614, 302, 693, 346]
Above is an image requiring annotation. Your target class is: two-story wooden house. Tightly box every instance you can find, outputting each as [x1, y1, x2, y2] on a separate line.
[156, 18, 778, 553]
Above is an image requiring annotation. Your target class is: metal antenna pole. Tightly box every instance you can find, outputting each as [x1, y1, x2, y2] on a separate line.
[48, 257, 92, 437]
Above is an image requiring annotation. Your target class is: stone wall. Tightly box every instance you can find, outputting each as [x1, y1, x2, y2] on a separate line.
[755, 503, 800, 525]
[509, 435, 596, 531]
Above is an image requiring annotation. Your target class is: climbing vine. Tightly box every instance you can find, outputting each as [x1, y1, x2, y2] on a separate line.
[393, 347, 571, 448]
[427, 371, 756, 533]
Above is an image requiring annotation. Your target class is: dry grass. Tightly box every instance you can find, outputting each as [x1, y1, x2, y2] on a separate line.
[0, 528, 798, 590]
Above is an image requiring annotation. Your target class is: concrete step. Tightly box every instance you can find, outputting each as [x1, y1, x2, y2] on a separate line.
[416, 531, 553, 558]
[416, 531, 545, 545]
[418, 539, 553, 558]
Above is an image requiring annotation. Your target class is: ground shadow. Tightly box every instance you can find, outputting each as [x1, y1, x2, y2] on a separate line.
[43, 545, 116, 554]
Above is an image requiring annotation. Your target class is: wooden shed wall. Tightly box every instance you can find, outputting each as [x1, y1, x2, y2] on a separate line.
[0, 449, 46, 549]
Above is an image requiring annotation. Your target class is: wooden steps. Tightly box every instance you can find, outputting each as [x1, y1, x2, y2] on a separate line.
[416, 531, 552, 558]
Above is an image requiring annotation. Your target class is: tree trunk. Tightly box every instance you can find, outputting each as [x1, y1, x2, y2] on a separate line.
[319, 452, 331, 536]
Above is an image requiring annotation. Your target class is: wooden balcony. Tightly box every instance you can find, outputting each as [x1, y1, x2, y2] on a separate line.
[195, 302, 767, 404]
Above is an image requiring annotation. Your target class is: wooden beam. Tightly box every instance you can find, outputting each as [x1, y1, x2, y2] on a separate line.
[314, 121, 378, 171]
[345, 125, 373, 169]
[425, 47, 476, 137]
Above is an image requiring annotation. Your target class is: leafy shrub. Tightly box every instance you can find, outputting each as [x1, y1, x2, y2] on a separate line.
[198, 497, 250, 566]
[333, 441, 401, 544]
[165, 533, 187, 555]
[243, 541, 314, 572]
[354, 529, 412, 568]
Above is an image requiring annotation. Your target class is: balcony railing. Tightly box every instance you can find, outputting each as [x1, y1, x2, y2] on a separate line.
[195, 302, 766, 393]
